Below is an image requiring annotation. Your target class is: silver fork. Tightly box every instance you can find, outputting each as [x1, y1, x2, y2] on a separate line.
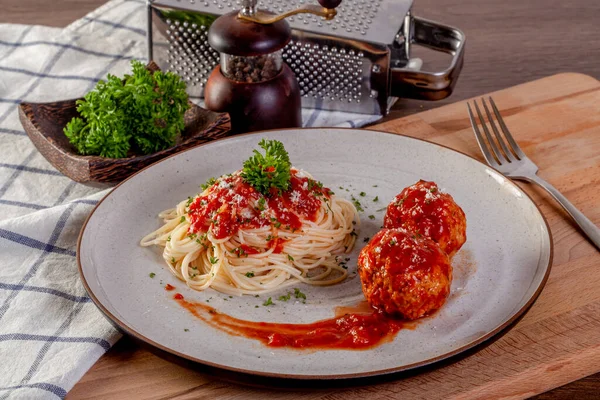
[467, 97, 600, 250]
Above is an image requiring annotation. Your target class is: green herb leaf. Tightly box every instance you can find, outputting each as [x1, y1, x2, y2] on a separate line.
[368, 215, 375, 220]
[245, 271, 255, 278]
[149, 272, 156, 278]
[180, 216, 186, 223]
[373, 196, 379, 202]
[350, 195, 364, 212]
[263, 297, 274, 306]
[359, 191, 366, 197]
[209, 256, 219, 264]
[241, 139, 291, 196]
[201, 177, 216, 191]
[279, 292, 291, 301]
[257, 197, 266, 211]
[287, 254, 294, 262]
[294, 288, 307, 300]
[64, 60, 189, 158]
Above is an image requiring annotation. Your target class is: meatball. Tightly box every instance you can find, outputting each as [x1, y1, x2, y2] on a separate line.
[384, 180, 466, 258]
[358, 228, 452, 320]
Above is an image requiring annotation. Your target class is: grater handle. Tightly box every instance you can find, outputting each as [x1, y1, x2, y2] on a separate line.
[390, 16, 466, 101]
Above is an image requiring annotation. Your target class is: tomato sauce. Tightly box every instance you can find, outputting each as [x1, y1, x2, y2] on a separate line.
[173, 295, 408, 350]
[383, 180, 466, 257]
[187, 170, 331, 250]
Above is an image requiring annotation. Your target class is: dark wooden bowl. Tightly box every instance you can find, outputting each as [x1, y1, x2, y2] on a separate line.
[18, 62, 231, 184]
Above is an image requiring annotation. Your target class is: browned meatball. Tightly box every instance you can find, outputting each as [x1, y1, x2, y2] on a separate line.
[358, 228, 452, 320]
[384, 180, 466, 258]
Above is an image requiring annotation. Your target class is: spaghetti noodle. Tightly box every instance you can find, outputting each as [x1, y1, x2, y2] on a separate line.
[141, 168, 359, 295]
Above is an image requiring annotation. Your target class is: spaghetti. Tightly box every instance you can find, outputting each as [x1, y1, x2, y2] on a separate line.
[141, 169, 359, 295]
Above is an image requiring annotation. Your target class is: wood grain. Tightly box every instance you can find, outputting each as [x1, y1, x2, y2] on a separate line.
[66, 73, 600, 399]
[2, 0, 600, 397]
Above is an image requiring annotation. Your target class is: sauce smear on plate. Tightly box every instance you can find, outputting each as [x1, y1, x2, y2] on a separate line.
[173, 294, 409, 350]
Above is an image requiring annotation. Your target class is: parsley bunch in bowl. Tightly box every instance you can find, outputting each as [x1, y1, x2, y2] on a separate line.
[64, 60, 189, 158]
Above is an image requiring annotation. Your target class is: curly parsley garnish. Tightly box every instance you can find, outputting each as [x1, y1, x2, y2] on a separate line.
[64, 60, 189, 158]
[241, 139, 291, 196]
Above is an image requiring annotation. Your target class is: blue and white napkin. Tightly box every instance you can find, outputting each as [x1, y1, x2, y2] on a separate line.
[0, 0, 382, 398]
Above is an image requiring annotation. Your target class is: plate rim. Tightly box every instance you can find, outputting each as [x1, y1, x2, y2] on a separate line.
[77, 127, 554, 380]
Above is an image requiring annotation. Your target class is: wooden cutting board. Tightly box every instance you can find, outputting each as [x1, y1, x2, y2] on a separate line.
[68, 73, 600, 399]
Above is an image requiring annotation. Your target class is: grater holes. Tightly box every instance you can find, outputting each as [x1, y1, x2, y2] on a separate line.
[166, 22, 219, 87]
[283, 40, 364, 103]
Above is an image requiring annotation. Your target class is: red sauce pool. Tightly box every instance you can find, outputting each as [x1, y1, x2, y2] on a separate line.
[173, 295, 411, 350]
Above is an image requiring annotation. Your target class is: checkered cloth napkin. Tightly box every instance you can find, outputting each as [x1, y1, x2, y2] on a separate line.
[0, 0, 383, 398]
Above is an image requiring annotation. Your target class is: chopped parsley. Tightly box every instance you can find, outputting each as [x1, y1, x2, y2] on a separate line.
[187, 233, 197, 240]
[201, 177, 216, 191]
[209, 256, 219, 264]
[376, 207, 387, 212]
[266, 234, 277, 242]
[350, 195, 364, 212]
[170, 257, 176, 265]
[149, 272, 156, 278]
[368, 215, 375, 220]
[245, 271, 255, 278]
[167, 235, 171, 242]
[325, 201, 333, 214]
[232, 247, 248, 257]
[270, 217, 281, 228]
[373, 196, 379, 202]
[257, 197, 266, 211]
[263, 297, 274, 306]
[179, 216, 186, 223]
[186, 196, 194, 207]
[184, 328, 189, 332]
[294, 288, 307, 301]
[372, 185, 378, 187]
[241, 139, 291, 196]
[287, 254, 294, 262]
[390, 238, 397, 246]
[359, 191, 366, 197]
[430, 187, 438, 193]
[278, 292, 291, 302]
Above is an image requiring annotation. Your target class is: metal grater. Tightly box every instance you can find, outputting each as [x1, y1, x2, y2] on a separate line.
[147, 0, 465, 115]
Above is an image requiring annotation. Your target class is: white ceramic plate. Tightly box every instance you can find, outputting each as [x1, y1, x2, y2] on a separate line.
[78, 128, 552, 379]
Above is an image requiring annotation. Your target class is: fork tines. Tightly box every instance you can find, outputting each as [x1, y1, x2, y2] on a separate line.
[467, 97, 525, 167]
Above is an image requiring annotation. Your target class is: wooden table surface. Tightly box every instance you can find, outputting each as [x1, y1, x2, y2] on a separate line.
[2, 0, 600, 398]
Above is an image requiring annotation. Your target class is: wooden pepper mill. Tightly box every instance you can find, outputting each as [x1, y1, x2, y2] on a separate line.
[204, 0, 342, 134]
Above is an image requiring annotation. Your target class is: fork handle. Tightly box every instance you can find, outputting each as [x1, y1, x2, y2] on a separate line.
[525, 174, 600, 250]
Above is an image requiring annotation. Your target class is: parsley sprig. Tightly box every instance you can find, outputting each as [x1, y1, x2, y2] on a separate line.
[241, 139, 291, 196]
[64, 60, 189, 158]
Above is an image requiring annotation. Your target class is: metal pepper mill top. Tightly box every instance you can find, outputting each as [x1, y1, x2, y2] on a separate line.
[204, 0, 341, 133]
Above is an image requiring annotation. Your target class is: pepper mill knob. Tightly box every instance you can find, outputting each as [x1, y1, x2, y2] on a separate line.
[317, 0, 342, 9]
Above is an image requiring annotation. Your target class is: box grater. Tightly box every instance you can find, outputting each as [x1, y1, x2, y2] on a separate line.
[147, 0, 465, 116]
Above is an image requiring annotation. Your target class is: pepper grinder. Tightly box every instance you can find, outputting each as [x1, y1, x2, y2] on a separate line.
[204, 0, 342, 134]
